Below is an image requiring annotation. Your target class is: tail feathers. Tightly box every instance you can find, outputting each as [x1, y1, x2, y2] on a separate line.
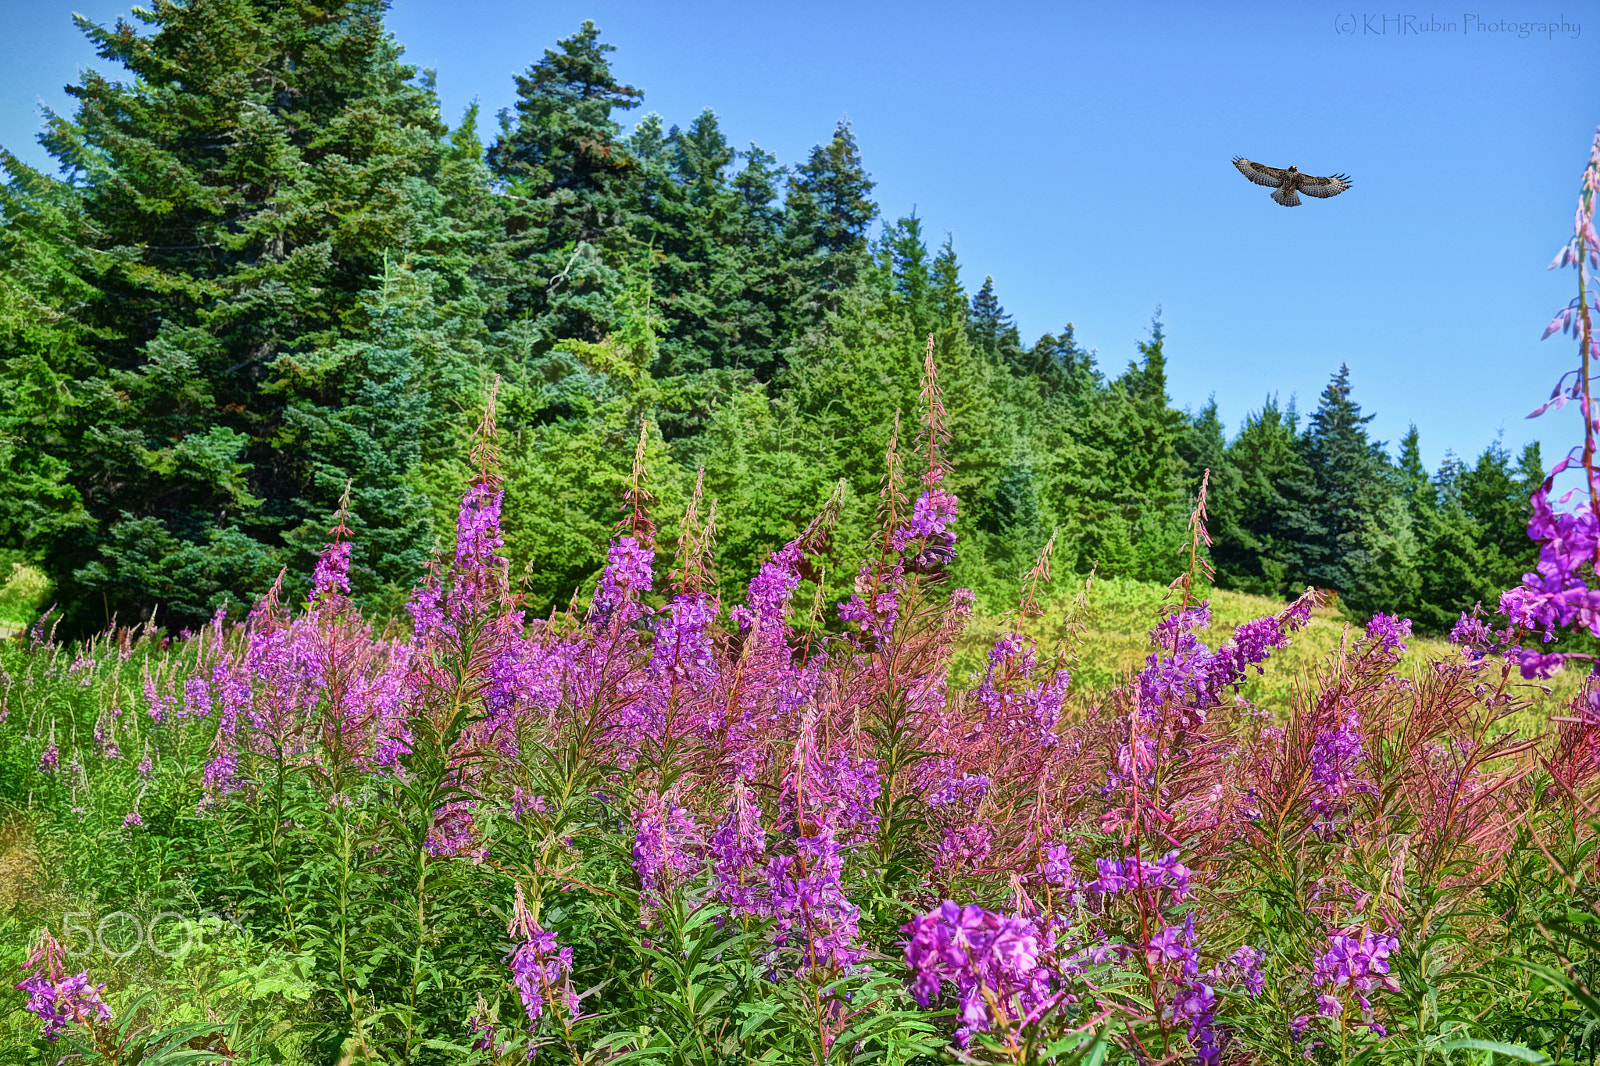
[1271, 185, 1301, 207]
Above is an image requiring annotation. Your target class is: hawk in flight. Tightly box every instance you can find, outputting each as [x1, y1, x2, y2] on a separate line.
[1232, 157, 1353, 207]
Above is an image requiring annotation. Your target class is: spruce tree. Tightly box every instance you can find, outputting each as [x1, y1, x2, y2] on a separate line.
[1294, 365, 1389, 599]
[782, 121, 877, 323]
[967, 276, 1024, 364]
[13, 0, 458, 629]
[1413, 453, 1496, 630]
[930, 234, 966, 325]
[1178, 398, 1246, 579]
[1050, 315, 1187, 580]
[881, 210, 934, 338]
[1223, 396, 1317, 596]
[487, 21, 643, 347]
[0, 156, 94, 558]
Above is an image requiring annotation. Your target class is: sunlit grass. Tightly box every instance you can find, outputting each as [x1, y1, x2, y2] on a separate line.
[953, 575, 1577, 734]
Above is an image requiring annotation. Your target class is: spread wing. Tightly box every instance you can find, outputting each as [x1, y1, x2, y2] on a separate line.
[1298, 172, 1353, 198]
[1232, 157, 1285, 187]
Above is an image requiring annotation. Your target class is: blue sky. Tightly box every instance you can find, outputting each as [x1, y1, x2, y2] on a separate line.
[3, 0, 1597, 473]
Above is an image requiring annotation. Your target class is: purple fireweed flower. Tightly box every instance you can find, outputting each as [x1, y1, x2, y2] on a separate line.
[1317, 993, 1343, 1018]
[1145, 924, 1191, 969]
[93, 712, 119, 760]
[927, 771, 990, 810]
[310, 539, 352, 606]
[510, 786, 546, 822]
[38, 735, 58, 775]
[1501, 467, 1600, 678]
[793, 751, 882, 843]
[632, 796, 702, 911]
[1170, 980, 1221, 1066]
[766, 831, 866, 972]
[505, 884, 576, 1024]
[1312, 926, 1400, 1011]
[1137, 595, 1313, 735]
[1224, 945, 1266, 998]
[200, 747, 241, 810]
[455, 485, 506, 572]
[902, 901, 1050, 1040]
[122, 810, 142, 828]
[486, 636, 565, 726]
[182, 675, 212, 719]
[1308, 709, 1378, 833]
[837, 559, 904, 642]
[710, 780, 768, 913]
[405, 577, 447, 644]
[890, 487, 959, 554]
[732, 541, 805, 641]
[591, 534, 655, 628]
[425, 801, 485, 861]
[1037, 842, 1076, 889]
[1091, 850, 1192, 901]
[935, 823, 994, 877]
[975, 631, 1071, 749]
[15, 930, 112, 1041]
[650, 593, 717, 687]
[1361, 614, 1412, 660]
[1448, 613, 1497, 658]
[144, 670, 179, 723]
[1211, 596, 1313, 685]
[467, 994, 499, 1053]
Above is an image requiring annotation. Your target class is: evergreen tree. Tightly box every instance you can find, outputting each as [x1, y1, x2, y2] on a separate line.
[1047, 315, 1187, 580]
[631, 108, 779, 378]
[782, 121, 877, 323]
[0, 155, 94, 559]
[1457, 437, 1539, 595]
[1293, 365, 1390, 602]
[880, 210, 934, 338]
[968, 276, 1024, 364]
[1222, 396, 1317, 596]
[1177, 397, 1245, 575]
[1413, 495, 1494, 632]
[12, 0, 458, 629]
[487, 20, 643, 346]
[1396, 424, 1437, 526]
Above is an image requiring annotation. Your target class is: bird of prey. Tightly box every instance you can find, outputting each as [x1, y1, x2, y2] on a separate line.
[1232, 157, 1353, 207]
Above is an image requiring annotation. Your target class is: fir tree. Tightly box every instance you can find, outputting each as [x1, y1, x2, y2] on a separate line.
[15, 0, 456, 629]
[782, 121, 877, 322]
[1294, 365, 1389, 599]
[1223, 396, 1317, 596]
[881, 210, 934, 338]
[968, 276, 1024, 364]
[487, 20, 643, 346]
[930, 234, 966, 325]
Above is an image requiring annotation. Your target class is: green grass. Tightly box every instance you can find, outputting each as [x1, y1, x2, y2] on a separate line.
[952, 575, 1578, 734]
[0, 561, 49, 636]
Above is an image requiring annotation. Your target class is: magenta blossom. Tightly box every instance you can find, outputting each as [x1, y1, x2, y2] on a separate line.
[15, 930, 112, 1041]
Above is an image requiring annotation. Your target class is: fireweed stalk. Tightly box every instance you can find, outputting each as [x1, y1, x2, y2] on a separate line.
[1508, 125, 1600, 676]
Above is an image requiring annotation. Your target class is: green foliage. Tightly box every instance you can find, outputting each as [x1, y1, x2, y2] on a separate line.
[0, 3, 1543, 637]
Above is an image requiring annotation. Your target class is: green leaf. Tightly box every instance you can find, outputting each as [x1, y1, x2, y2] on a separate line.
[1437, 1038, 1553, 1063]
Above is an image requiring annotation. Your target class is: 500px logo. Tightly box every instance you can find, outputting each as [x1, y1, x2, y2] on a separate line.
[57, 909, 247, 959]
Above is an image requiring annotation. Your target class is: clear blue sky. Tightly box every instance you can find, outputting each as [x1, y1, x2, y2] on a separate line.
[3, 0, 1597, 474]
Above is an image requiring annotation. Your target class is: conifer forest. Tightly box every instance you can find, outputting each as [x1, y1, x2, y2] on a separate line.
[4, 4, 1600, 1064]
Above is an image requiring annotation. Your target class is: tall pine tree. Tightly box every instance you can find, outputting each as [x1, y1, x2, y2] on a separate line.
[12, 0, 457, 628]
